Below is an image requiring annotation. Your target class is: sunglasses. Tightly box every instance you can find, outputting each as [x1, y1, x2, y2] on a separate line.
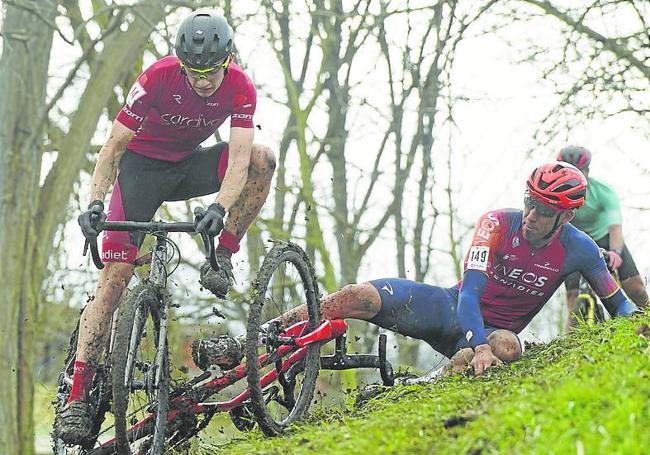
[524, 195, 561, 218]
[182, 54, 233, 80]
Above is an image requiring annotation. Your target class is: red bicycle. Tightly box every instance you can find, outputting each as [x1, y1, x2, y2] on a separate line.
[53, 221, 393, 454]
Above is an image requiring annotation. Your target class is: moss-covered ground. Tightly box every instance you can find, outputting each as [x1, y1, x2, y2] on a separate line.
[206, 313, 650, 455]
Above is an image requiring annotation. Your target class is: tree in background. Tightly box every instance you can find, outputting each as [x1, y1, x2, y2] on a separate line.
[515, 0, 650, 144]
[0, 1, 216, 451]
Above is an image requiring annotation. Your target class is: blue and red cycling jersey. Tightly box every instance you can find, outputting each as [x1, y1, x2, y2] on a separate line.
[458, 209, 624, 347]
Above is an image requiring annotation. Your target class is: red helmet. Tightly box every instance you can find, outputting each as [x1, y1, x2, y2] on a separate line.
[556, 145, 591, 171]
[526, 162, 587, 210]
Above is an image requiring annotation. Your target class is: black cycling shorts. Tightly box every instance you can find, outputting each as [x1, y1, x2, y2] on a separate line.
[565, 234, 640, 289]
[368, 278, 503, 358]
[101, 143, 229, 263]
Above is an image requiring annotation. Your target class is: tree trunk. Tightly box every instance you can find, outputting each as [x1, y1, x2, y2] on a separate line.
[0, 2, 57, 452]
[0, 2, 167, 452]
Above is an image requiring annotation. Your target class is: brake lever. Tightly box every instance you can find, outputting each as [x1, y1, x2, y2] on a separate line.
[200, 231, 219, 272]
[82, 236, 105, 270]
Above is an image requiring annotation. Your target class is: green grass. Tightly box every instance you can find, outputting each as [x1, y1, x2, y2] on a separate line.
[211, 314, 650, 455]
[35, 314, 649, 454]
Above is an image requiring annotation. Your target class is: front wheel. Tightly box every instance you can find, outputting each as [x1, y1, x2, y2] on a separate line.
[111, 283, 170, 454]
[246, 241, 322, 436]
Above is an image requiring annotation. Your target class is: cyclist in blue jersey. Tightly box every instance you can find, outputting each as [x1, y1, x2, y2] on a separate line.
[556, 146, 648, 330]
[206, 162, 638, 377]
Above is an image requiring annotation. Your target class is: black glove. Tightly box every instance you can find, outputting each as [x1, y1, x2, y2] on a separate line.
[78, 200, 107, 238]
[194, 203, 226, 237]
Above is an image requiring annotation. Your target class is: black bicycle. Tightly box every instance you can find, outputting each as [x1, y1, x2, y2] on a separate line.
[52, 220, 216, 454]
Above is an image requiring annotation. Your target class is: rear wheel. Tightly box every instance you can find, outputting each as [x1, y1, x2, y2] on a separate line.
[246, 241, 321, 436]
[112, 283, 170, 454]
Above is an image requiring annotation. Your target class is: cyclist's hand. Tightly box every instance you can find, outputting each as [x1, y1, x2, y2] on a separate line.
[194, 202, 226, 237]
[470, 344, 502, 376]
[78, 200, 107, 238]
[606, 250, 623, 270]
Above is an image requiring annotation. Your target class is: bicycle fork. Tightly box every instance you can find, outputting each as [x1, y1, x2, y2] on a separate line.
[124, 233, 171, 392]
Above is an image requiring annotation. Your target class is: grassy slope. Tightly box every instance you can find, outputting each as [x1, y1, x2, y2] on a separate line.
[217, 314, 650, 455]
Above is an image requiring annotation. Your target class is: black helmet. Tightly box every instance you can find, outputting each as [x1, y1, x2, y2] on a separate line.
[175, 11, 234, 70]
[556, 145, 592, 171]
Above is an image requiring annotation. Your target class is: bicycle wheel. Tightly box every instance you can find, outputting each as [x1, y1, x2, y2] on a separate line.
[246, 241, 321, 436]
[112, 283, 170, 455]
[52, 322, 112, 454]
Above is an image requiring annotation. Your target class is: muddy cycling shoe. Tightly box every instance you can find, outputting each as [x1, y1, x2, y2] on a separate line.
[192, 335, 244, 370]
[199, 247, 235, 298]
[394, 365, 447, 386]
[54, 400, 94, 445]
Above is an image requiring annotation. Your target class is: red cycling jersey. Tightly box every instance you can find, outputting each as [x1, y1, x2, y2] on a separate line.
[116, 56, 256, 162]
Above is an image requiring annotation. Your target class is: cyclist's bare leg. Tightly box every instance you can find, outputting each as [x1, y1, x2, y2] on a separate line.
[274, 282, 381, 329]
[620, 274, 649, 308]
[56, 262, 133, 440]
[76, 262, 134, 363]
[223, 144, 276, 239]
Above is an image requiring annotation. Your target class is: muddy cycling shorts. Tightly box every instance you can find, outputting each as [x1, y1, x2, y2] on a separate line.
[101, 143, 229, 263]
[368, 278, 501, 358]
[565, 234, 640, 289]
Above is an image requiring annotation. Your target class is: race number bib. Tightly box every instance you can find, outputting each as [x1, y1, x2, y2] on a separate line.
[467, 246, 490, 271]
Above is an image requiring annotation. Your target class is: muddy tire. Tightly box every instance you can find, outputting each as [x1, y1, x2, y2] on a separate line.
[112, 283, 169, 454]
[246, 241, 321, 436]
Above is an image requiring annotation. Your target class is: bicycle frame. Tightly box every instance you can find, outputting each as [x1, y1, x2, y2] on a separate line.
[576, 276, 599, 325]
[97, 319, 349, 450]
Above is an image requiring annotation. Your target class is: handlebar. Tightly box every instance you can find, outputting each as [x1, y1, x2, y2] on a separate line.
[82, 221, 218, 272]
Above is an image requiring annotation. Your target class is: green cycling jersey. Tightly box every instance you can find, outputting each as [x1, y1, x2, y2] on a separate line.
[571, 176, 622, 241]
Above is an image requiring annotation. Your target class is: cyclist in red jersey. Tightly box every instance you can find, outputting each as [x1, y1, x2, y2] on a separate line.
[202, 162, 637, 380]
[56, 11, 276, 443]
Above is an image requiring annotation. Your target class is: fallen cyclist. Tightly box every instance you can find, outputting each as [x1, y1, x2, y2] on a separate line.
[204, 161, 637, 381]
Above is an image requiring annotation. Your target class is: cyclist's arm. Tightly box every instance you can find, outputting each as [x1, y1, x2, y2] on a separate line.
[458, 272, 500, 375]
[457, 211, 505, 351]
[214, 126, 253, 210]
[579, 235, 637, 317]
[607, 223, 624, 254]
[600, 289, 637, 317]
[599, 182, 624, 252]
[89, 120, 135, 202]
[458, 270, 489, 348]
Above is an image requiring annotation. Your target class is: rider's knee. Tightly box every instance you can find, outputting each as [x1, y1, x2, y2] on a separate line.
[326, 283, 381, 319]
[488, 329, 522, 363]
[250, 144, 276, 175]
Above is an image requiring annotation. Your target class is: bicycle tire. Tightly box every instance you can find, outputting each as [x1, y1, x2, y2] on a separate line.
[574, 294, 595, 325]
[111, 283, 170, 455]
[246, 241, 321, 436]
